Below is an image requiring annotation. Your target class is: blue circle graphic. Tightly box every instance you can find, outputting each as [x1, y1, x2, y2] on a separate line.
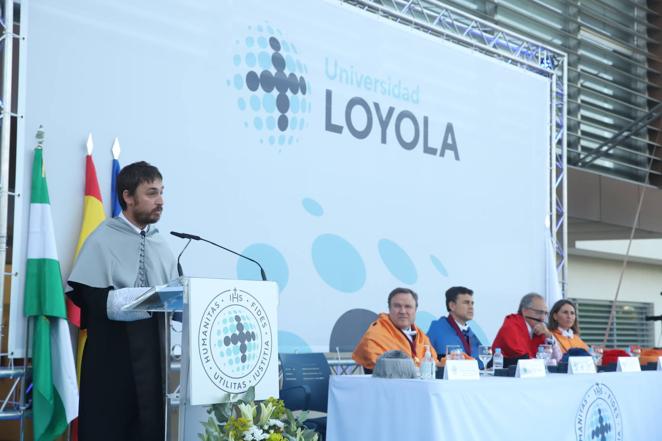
[279, 331, 311, 353]
[312, 234, 366, 293]
[430, 255, 448, 277]
[233, 74, 243, 90]
[263, 94, 276, 113]
[467, 320, 489, 346]
[378, 239, 417, 284]
[236, 243, 289, 293]
[302, 198, 323, 216]
[415, 311, 435, 334]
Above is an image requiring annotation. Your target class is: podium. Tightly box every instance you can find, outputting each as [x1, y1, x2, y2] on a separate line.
[123, 277, 279, 441]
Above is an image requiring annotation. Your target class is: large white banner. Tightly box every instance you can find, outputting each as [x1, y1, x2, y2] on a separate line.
[11, 0, 551, 355]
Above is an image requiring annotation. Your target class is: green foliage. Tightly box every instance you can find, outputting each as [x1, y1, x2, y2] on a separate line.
[199, 387, 319, 441]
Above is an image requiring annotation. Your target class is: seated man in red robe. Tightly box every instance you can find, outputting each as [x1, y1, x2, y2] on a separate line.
[492, 292, 560, 363]
[353, 287, 439, 371]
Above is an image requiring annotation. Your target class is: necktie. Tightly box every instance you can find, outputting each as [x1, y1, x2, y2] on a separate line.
[134, 230, 149, 287]
[462, 329, 472, 355]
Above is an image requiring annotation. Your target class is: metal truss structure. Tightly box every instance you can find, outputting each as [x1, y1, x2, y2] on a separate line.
[0, 0, 28, 437]
[341, 0, 569, 292]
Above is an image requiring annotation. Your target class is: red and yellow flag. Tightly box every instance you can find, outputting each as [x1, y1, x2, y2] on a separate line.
[68, 153, 105, 441]
[67, 155, 106, 327]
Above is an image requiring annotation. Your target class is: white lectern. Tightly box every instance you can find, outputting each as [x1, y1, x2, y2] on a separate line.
[124, 277, 279, 441]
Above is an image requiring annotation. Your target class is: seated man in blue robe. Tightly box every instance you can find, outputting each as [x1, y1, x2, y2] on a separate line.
[426, 286, 483, 368]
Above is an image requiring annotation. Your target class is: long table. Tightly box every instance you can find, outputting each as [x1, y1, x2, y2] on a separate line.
[327, 372, 662, 441]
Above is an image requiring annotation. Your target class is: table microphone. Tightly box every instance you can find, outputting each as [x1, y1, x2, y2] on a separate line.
[170, 231, 268, 281]
[524, 316, 544, 323]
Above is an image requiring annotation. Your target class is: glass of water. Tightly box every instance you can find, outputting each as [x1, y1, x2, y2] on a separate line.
[542, 344, 553, 365]
[590, 345, 604, 366]
[446, 345, 463, 361]
[478, 345, 492, 372]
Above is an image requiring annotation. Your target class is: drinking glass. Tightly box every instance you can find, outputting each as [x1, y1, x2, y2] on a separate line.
[478, 345, 492, 372]
[590, 345, 604, 366]
[542, 344, 553, 366]
[446, 345, 463, 361]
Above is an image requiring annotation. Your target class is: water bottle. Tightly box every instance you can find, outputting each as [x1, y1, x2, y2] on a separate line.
[493, 347, 504, 370]
[420, 345, 435, 380]
[536, 345, 546, 361]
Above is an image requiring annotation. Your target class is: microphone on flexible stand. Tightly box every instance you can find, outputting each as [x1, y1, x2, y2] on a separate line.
[175, 238, 192, 277]
[524, 316, 544, 323]
[170, 231, 268, 281]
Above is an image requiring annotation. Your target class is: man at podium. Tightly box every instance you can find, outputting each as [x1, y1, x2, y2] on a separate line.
[68, 161, 177, 441]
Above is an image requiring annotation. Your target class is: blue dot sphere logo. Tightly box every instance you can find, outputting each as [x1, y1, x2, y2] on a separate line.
[575, 383, 622, 441]
[198, 289, 273, 393]
[229, 23, 312, 147]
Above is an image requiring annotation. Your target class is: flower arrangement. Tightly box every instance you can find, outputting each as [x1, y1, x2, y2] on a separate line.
[199, 387, 320, 441]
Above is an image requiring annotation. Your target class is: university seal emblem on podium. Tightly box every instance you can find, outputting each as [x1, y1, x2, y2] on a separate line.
[197, 288, 274, 393]
[575, 383, 622, 441]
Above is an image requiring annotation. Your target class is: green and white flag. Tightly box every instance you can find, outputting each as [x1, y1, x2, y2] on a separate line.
[24, 145, 78, 441]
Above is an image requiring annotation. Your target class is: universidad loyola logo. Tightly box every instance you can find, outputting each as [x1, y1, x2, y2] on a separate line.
[229, 23, 312, 147]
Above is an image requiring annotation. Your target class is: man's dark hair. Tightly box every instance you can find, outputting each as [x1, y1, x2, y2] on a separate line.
[387, 287, 418, 308]
[445, 286, 473, 312]
[116, 161, 162, 210]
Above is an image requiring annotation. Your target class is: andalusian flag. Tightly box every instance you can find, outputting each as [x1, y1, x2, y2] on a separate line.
[69, 136, 106, 441]
[24, 145, 79, 441]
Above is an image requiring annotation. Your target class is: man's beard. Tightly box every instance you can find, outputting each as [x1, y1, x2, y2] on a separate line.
[135, 207, 162, 225]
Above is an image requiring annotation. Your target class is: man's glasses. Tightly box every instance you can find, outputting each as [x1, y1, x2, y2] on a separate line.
[527, 308, 548, 317]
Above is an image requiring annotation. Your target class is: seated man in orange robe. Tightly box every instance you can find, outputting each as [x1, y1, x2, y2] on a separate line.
[492, 292, 561, 363]
[353, 287, 439, 371]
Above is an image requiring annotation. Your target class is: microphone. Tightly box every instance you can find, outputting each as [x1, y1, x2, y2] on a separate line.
[524, 316, 544, 323]
[170, 231, 267, 281]
[171, 231, 200, 241]
[645, 315, 662, 322]
[175, 238, 192, 277]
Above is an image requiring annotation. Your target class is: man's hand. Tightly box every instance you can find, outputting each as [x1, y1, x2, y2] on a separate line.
[532, 322, 552, 338]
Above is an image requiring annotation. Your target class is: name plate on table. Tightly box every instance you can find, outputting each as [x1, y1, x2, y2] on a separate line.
[568, 356, 597, 375]
[617, 357, 641, 372]
[658, 356, 662, 371]
[443, 359, 480, 380]
[515, 359, 546, 378]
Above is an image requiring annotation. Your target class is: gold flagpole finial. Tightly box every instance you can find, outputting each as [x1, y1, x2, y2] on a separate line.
[86, 132, 94, 155]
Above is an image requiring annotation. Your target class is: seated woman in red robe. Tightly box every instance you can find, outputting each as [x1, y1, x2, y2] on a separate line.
[548, 299, 589, 353]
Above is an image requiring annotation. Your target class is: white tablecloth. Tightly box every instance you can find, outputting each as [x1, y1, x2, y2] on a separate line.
[327, 372, 662, 441]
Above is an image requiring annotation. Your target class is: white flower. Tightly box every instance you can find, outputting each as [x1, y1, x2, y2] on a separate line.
[238, 403, 257, 422]
[243, 425, 268, 441]
[268, 419, 285, 429]
[257, 402, 275, 426]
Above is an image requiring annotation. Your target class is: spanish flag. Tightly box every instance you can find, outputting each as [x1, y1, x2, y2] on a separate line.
[68, 148, 105, 441]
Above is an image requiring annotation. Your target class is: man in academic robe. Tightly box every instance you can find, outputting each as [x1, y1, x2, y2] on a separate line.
[67, 161, 178, 441]
[352, 287, 439, 371]
[426, 286, 483, 367]
[492, 292, 561, 362]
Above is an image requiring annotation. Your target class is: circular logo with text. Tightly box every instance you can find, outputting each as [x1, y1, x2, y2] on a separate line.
[197, 288, 273, 393]
[575, 383, 622, 441]
[228, 22, 312, 148]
